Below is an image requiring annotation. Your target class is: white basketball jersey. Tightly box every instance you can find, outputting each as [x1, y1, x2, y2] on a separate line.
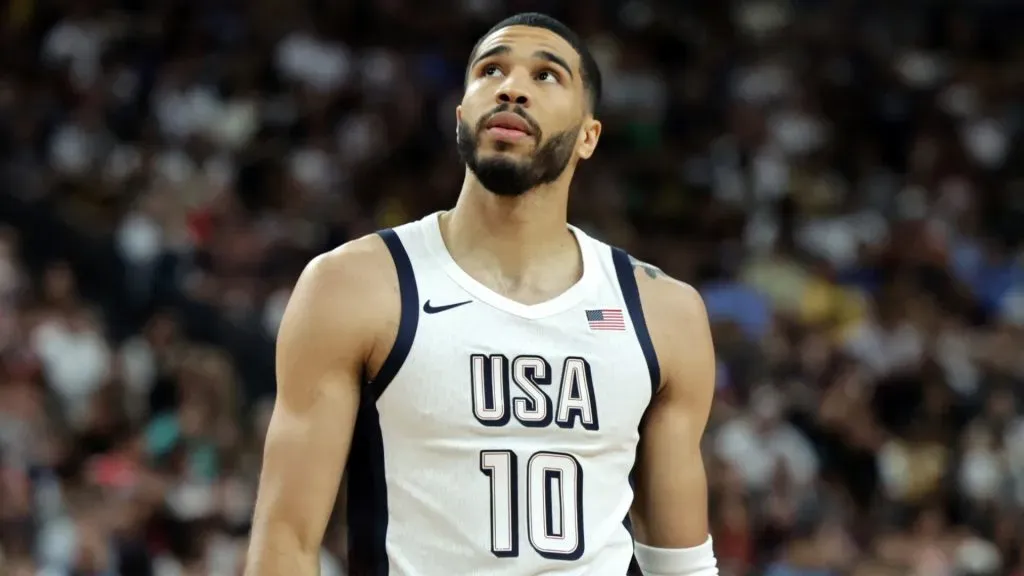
[346, 213, 659, 576]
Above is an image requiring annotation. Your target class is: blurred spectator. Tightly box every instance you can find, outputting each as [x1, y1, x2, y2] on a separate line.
[714, 385, 819, 492]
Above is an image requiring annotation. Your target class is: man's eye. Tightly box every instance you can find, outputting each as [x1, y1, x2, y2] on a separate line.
[537, 70, 559, 83]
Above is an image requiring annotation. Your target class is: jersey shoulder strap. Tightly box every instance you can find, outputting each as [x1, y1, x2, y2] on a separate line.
[606, 243, 661, 396]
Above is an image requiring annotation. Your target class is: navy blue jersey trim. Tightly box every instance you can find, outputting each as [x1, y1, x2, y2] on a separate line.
[369, 228, 420, 399]
[610, 247, 661, 566]
[346, 228, 419, 576]
[347, 400, 389, 576]
[610, 248, 661, 396]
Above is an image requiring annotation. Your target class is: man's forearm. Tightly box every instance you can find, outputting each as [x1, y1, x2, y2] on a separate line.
[245, 528, 321, 576]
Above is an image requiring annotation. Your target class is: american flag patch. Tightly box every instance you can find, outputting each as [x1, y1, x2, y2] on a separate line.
[586, 309, 626, 331]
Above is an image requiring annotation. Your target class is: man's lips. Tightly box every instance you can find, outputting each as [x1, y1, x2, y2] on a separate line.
[485, 111, 533, 140]
[487, 127, 531, 140]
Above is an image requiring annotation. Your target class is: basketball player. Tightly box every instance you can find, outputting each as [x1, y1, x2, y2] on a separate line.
[246, 12, 717, 576]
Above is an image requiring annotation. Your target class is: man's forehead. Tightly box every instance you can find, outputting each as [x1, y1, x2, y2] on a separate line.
[476, 25, 580, 66]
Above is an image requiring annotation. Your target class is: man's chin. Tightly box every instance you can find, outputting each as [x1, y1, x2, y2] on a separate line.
[469, 160, 533, 197]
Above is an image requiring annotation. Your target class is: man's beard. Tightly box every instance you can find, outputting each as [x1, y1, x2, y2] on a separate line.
[456, 106, 579, 197]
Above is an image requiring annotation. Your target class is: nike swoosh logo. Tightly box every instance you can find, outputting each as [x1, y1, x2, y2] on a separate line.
[423, 300, 472, 314]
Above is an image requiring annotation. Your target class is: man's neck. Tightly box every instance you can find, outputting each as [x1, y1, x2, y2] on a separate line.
[442, 172, 576, 283]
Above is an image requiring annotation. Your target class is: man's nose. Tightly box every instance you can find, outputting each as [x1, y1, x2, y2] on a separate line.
[496, 77, 530, 106]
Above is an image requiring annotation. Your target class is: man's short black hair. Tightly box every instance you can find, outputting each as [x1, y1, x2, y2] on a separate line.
[467, 12, 602, 113]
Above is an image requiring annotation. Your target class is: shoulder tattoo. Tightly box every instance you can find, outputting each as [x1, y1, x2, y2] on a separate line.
[628, 255, 665, 280]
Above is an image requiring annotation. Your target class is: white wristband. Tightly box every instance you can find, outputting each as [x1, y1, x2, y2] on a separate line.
[633, 536, 718, 576]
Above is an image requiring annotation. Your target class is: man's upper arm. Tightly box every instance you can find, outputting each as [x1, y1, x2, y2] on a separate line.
[630, 261, 716, 548]
[247, 236, 396, 574]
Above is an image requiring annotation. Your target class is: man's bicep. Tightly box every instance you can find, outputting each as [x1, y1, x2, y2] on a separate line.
[630, 280, 716, 548]
[248, 255, 369, 571]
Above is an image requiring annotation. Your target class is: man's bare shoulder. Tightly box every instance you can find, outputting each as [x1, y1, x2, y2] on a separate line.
[627, 256, 713, 396]
[294, 234, 401, 314]
[305, 233, 397, 293]
[280, 234, 401, 363]
[627, 256, 706, 325]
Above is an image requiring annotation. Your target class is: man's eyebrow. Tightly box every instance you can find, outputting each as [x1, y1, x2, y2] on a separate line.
[470, 45, 576, 81]
[534, 50, 574, 80]
[470, 45, 510, 69]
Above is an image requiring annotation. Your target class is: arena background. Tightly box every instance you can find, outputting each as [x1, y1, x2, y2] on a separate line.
[2, 0, 1024, 574]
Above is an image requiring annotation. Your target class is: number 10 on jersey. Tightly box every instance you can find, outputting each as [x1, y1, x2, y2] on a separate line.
[479, 450, 585, 560]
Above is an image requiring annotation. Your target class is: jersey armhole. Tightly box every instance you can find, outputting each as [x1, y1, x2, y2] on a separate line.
[610, 247, 661, 397]
[347, 229, 418, 576]
[369, 228, 420, 400]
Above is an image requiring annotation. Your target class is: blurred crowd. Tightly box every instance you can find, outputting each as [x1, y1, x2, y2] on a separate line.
[2, 0, 1024, 574]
